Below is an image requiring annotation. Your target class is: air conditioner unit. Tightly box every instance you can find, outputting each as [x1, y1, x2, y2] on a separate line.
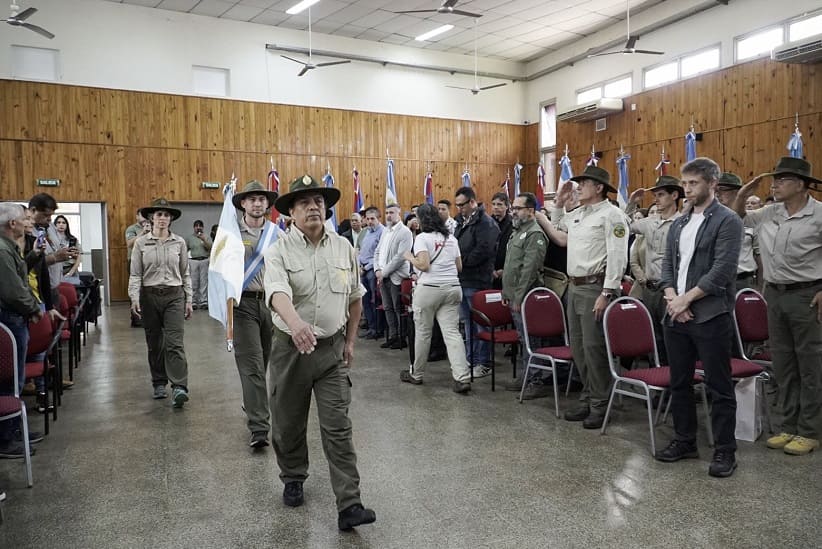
[557, 98, 623, 123]
[771, 33, 822, 64]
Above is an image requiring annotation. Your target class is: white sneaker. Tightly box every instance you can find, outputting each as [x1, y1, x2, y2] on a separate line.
[471, 365, 492, 378]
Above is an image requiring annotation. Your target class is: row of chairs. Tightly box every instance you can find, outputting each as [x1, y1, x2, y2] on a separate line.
[463, 285, 771, 456]
[0, 282, 92, 488]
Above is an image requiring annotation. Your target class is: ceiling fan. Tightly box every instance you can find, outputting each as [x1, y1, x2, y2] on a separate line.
[280, 6, 350, 77]
[396, 0, 482, 18]
[2, 2, 54, 39]
[446, 22, 506, 95]
[587, 0, 662, 58]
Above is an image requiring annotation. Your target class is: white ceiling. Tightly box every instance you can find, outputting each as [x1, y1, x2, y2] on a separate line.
[101, 0, 665, 62]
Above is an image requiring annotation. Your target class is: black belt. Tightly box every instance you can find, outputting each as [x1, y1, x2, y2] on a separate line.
[142, 285, 181, 295]
[274, 327, 344, 348]
[242, 290, 265, 300]
[570, 273, 605, 286]
[737, 271, 756, 280]
[766, 280, 822, 292]
[421, 283, 460, 288]
[645, 280, 662, 290]
[191, 257, 208, 261]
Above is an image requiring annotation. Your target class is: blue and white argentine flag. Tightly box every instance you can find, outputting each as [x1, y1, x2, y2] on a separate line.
[208, 182, 245, 336]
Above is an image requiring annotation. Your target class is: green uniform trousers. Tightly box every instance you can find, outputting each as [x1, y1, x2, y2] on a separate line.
[269, 328, 361, 512]
[765, 283, 822, 439]
[233, 296, 273, 434]
[140, 286, 188, 389]
[568, 283, 612, 410]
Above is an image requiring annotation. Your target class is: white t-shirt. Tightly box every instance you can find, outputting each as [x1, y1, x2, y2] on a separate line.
[677, 212, 705, 295]
[413, 232, 461, 285]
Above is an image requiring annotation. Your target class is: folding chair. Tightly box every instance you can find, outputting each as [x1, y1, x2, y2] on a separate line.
[470, 290, 520, 391]
[24, 313, 59, 434]
[59, 283, 81, 375]
[0, 322, 33, 487]
[601, 297, 713, 456]
[518, 287, 574, 417]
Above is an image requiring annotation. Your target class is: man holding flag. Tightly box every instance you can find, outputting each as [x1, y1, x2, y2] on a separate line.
[210, 180, 280, 449]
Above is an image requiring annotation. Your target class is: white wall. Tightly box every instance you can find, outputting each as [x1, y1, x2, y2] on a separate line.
[524, 0, 822, 118]
[0, 0, 526, 124]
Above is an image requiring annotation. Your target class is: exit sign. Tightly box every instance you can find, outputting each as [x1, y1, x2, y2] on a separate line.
[37, 178, 61, 187]
[201, 181, 221, 190]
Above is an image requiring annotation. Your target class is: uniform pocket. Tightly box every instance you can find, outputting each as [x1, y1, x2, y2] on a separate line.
[283, 258, 312, 296]
[326, 257, 350, 294]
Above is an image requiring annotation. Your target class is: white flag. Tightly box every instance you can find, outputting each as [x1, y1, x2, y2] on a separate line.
[208, 183, 244, 332]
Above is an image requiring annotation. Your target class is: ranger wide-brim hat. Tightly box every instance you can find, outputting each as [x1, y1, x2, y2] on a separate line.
[232, 180, 279, 211]
[139, 197, 181, 221]
[717, 172, 743, 189]
[649, 175, 684, 193]
[274, 174, 341, 216]
[765, 156, 821, 187]
[569, 165, 616, 194]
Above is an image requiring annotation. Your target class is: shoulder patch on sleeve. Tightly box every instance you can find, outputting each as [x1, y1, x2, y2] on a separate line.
[613, 224, 626, 238]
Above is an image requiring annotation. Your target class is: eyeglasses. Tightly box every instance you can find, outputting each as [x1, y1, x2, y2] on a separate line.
[511, 206, 533, 211]
[454, 201, 470, 208]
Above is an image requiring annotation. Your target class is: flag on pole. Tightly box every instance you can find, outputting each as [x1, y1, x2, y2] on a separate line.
[587, 150, 599, 167]
[323, 167, 338, 232]
[386, 158, 398, 205]
[559, 150, 574, 186]
[423, 171, 434, 204]
[787, 126, 804, 159]
[500, 174, 510, 200]
[462, 169, 471, 188]
[616, 152, 631, 208]
[513, 162, 523, 198]
[353, 168, 364, 212]
[536, 164, 546, 210]
[685, 129, 697, 162]
[267, 164, 280, 223]
[208, 177, 245, 351]
[655, 150, 670, 175]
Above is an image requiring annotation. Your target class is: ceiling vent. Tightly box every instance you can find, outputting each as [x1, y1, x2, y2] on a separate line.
[771, 33, 822, 64]
[557, 98, 623, 123]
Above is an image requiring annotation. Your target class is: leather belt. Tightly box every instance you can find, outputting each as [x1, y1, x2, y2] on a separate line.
[737, 271, 756, 280]
[142, 285, 181, 295]
[191, 257, 209, 261]
[274, 327, 344, 348]
[421, 283, 460, 288]
[644, 280, 662, 290]
[766, 280, 822, 292]
[570, 273, 605, 286]
[242, 290, 265, 300]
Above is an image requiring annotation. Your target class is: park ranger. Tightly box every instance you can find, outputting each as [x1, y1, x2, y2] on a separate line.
[264, 175, 376, 531]
[715, 172, 761, 290]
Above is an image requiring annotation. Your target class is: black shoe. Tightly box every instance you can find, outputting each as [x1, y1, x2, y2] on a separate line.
[582, 411, 605, 429]
[564, 404, 590, 422]
[283, 481, 304, 507]
[400, 370, 422, 385]
[708, 450, 737, 478]
[452, 381, 471, 394]
[35, 393, 53, 414]
[0, 441, 36, 459]
[14, 429, 44, 444]
[655, 439, 699, 462]
[380, 338, 396, 349]
[338, 503, 376, 531]
[249, 431, 269, 449]
[390, 338, 406, 350]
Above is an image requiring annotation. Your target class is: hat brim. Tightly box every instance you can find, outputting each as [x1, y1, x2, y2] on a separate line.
[275, 188, 341, 216]
[649, 184, 684, 194]
[232, 190, 279, 211]
[139, 206, 181, 221]
[569, 174, 617, 193]
[765, 170, 822, 187]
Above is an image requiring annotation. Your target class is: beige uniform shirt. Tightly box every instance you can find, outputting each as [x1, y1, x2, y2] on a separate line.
[264, 225, 365, 338]
[239, 217, 284, 293]
[631, 213, 681, 281]
[743, 197, 822, 284]
[552, 200, 629, 291]
[128, 233, 193, 303]
[738, 227, 758, 274]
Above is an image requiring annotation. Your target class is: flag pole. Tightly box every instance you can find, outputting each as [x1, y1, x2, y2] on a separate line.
[226, 172, 238, 352]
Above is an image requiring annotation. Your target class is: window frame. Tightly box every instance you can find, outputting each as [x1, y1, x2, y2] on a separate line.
[734, 25, 786, 63]
[575, 73, 633, 105]
[679, 44, 722, 79]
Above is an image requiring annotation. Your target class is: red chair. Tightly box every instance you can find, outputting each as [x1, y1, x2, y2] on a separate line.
[59, 283, 81, 373]
[519, 288, 574, 416]
[601, 297, 713, 456]
[470, 289, 520, 391]
[25, 313, 60, 434]
[0, 322, 34, 487]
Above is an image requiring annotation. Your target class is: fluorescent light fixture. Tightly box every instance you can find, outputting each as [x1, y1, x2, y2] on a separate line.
[415, 24, 454, 42]
[286, 0, 320, 15]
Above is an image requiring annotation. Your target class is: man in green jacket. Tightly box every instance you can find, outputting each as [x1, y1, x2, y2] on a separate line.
[502, 193, 548, 399]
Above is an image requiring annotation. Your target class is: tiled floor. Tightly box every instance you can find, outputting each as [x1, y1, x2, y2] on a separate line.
[1, 304, 820, 548]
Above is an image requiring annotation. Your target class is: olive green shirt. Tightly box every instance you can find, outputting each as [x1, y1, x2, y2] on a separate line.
[0, 234, 40, 317]
[128, 233, 193, 304]
[501, 218, 547, 306]
[185, 233, 212, 260]
[125, 222, 143, 256]
[743, 197, 822, 284]
[264, 225, 365, 338]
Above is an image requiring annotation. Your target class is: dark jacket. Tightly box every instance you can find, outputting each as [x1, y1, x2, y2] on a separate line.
[501, 218, 547, 306]
[661, 199, 742, 323]
[494, 214, 514, 270]
[24, 233, 54, 312]
[455, 204, 500, 289]
[0, 234, 40, 318]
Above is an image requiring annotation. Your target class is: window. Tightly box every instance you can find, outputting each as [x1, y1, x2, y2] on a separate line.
[603, 76, 632, 98]
[576, 87, 602, 105]
[542, 150, 557, 194]
[192, 65, 230, 97]
[789, 13, 822, 42]
[540, 102, 556, 150]
[644, 62, 678, 89]
[681, 47, 720, 78]
[11, 45, 59, 81]
[736, 27, 784, 61]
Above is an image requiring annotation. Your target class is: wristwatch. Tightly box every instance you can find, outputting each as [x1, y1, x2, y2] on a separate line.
[601, 290, 615, 299]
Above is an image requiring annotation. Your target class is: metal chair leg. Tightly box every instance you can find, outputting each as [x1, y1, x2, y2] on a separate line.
[565, 362, 575, 396]
[643, 384, 657, 456]
[600, 382, 619, 435]
[551, 360, 560, 418]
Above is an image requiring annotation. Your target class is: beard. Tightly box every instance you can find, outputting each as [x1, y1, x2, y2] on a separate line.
[512, 216, 522, 229]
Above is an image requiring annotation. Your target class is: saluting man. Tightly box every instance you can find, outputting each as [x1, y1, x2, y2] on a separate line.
[715, 172, 761, 290]
[734, 157, 822, 457]
[264, 175, 376, 531]
[550, 165, 629, 429]
[229, 180, 280, 449]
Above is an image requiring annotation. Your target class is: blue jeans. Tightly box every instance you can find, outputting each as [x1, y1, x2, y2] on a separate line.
[361, 269, 380, 335]
[459, 287, 490, 366]
[0, 310, 29, 441]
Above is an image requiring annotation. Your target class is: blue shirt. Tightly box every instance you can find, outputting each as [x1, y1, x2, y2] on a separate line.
[357, 223, 384, 271]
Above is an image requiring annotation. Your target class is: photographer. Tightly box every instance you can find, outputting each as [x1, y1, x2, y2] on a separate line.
[185, 219, 212, 310]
